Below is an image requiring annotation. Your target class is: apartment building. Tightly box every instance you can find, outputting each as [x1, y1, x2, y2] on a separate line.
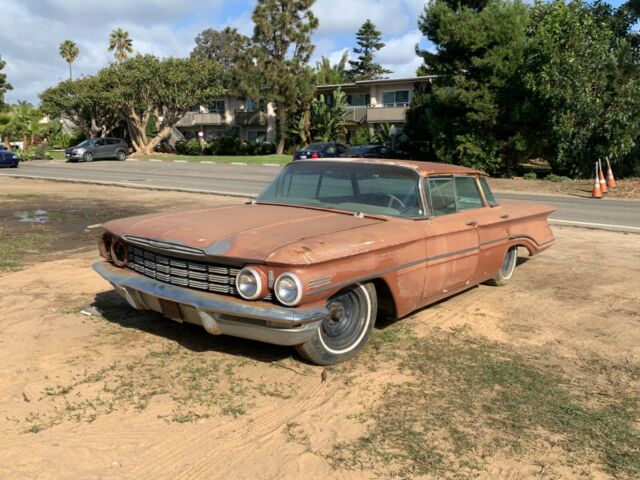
[175, 97, 277, 144]
[174, 76, 434, 144]
[316, 75, 435, 140]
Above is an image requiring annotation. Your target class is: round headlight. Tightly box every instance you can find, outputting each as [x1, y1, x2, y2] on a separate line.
[236, 267, 263, 300]
[274, 273, 303, 306]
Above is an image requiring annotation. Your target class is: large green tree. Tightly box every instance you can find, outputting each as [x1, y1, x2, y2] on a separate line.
[348, 19, 391, 81]
[0, 56, 12, 110]
[40, 76, 120, 138]
[59, 40, 79, 81]
[525, 0, 640, 176]
[191, 27, 249, 69]
[103, 54, 223, 154]
[410, 0, 530, 174]
[309, 88, 349, 141]
[240, 0, 318, 154]
[108, 28, 133, 61]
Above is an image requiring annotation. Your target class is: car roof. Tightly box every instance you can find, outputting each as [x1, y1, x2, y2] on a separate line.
[295, 158, 487, 176]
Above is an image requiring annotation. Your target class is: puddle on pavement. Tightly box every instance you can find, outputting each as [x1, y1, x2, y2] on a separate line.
[15, 208, 97, 225]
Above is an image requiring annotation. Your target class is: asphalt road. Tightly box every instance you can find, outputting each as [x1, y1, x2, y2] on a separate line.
[2, 159, 639, 232]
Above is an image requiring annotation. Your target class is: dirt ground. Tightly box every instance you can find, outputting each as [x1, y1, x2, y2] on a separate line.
[0, 178, 638, 479]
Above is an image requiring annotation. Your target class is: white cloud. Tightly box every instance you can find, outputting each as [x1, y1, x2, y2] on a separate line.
[377, 30, 422, 65]
[312, 0, 411, 36]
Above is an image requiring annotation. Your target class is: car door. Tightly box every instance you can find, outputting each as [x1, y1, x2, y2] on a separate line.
[92, 138, 108, 158]
[472, 176, 511, 282]
[422, 176, 480, 300]
[105, 138, 119, 158]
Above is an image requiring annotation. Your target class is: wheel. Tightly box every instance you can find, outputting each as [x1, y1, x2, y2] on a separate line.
[295, 282, 377, 365]
[116, 150, 126, 161]
[488, 246, 518, 286]
[83, 152, 93, 162]
[11, 163, 18, 168]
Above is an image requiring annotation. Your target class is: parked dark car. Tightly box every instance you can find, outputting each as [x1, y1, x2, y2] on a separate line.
[65, 138, 129, 162]
[343, 144, 403, 159]
[0, 147, 19, 168]
[293, 142, 348, 160]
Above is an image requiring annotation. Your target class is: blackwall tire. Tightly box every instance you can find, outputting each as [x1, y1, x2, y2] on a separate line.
[83, 152, 93, 162]
[295, 282, 377, 366]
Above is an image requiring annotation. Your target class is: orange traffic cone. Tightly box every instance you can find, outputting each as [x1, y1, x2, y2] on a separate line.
[592, 163, 602, 199]
[606, 157, 617, 189]
[598, 159, 608, 194]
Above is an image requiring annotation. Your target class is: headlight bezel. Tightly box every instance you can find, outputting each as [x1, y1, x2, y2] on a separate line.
[274, 272, 303, 306]
[236, 266, 264, 300]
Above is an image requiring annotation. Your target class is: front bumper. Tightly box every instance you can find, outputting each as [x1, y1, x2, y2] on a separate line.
[93, 261, 327, 346]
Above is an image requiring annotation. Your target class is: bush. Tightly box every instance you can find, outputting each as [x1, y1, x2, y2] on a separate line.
[259, 142, 276, 155]
[218, 136, 242, 155]
[175, 138, 202, 155]
[546, 173, 570, 182]
[523, 172, 537, 180]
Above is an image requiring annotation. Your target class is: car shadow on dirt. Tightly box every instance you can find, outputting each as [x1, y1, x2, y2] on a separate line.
[92, 290, 294, 364]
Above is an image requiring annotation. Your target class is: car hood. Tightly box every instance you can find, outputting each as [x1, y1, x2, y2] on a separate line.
[103, 203, 386, 263]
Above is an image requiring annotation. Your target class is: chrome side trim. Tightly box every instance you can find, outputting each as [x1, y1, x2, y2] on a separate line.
[122, 235, 207, 256]
[308, 276, 332, 288]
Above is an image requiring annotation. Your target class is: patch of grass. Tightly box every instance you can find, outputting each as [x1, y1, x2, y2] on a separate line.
[0, 230, 52, 271]
[333, 331, 640, 479]
[1, 193, 40, 200]
[132, 153, 291, 165]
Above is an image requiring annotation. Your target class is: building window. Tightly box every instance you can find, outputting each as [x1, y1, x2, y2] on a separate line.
[346, 93, 370, 107]
[246, 99, 266, 112]
[382, 90, 410, 107]
[247, 131, 266, 143]
[189, 105, 201, 112]
[208, 100, 225, 113]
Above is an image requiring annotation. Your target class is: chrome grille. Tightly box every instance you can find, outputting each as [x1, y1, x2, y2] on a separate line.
[125, 245, 272, 299]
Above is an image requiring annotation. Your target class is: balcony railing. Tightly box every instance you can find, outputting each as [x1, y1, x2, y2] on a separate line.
[175, 112, 224, 127]
[234, 110, 268, 126]
[366, 106, 409, 123]
[343, 106, 367, 123]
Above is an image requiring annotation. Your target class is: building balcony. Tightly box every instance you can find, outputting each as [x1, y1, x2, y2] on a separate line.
[343, 106, 368, 123]
[175, 112, 224, 127]
[234, 110, 268, 126]
[366, 106, 409, 123]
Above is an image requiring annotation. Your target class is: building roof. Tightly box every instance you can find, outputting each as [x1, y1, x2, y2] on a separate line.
[316, 75, 437, 90]
[297, 158, 487, 177]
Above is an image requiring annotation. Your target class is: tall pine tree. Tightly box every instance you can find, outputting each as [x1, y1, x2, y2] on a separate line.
[348, 20, 391, 81]
[240, 0, 318, 154]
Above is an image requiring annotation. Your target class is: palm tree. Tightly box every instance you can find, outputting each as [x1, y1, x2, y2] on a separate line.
[108, 28, 133, 61]
[58, 40, 79, 80]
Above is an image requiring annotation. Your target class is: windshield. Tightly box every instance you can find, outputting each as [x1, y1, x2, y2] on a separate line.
[300, 143, 327, 153]
[257, 161, 424, 218]
[77, 139, 95, 147]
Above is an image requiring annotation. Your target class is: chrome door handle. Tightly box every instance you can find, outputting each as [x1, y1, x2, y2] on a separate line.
[465, 221, 478, 227]
[499, 214, 509, 219]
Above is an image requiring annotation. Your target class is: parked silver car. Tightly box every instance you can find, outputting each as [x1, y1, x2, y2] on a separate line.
[65, 138, 129, 162]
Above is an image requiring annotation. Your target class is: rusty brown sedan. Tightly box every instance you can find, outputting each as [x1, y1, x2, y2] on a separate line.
[93, 159, 555, 365]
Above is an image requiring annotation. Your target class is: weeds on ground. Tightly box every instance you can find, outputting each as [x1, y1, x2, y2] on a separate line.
[0, 229, 52, 270]
[333, 330, 640, 479]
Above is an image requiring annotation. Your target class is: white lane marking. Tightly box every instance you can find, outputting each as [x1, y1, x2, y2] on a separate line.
[149, 159, 161, 162]
[0, 173, 255, 198]
[127, 158, 139, 161]
[173, 160, 187, 163]
[231, 162, 247, 165]
[262, 163, 282, 167]
[550, 218, 640, 231]
[201, 161, 215, 164]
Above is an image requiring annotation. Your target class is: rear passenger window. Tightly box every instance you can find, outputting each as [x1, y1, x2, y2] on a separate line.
[454, 177, 484, 210]
[427, 177, 457, 216]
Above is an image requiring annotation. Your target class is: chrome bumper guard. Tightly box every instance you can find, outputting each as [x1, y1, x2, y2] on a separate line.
[93, 261, 327, 346]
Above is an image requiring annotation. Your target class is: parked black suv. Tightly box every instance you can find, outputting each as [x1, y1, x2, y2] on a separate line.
[65, 138, 129, 162]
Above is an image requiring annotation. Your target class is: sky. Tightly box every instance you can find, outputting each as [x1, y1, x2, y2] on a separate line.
[0, 0, 629, 105]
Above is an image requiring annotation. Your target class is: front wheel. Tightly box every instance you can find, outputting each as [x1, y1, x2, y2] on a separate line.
[83, 152, 93, 162]
[487, 246, 518, 286]
[295, 282, 377, 365]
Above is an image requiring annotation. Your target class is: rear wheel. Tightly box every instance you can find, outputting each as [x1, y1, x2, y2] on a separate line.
[83, 152, 93, 162]
[295, 282, 377, 365]
[116, 150, 126, 161]
[488, 246, 518, 286]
